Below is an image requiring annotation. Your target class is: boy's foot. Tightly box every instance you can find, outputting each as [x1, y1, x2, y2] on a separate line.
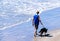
[34, 33, 38, 37]
[34, 35, 36, 37]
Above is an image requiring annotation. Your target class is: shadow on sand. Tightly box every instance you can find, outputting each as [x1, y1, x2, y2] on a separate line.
[38, 34, 53, 37]
[33, 34, 53, 41]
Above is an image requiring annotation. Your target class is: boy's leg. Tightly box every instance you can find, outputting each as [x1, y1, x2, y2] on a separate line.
[34, 28, 36, 37]
[34, 25, 38, 37]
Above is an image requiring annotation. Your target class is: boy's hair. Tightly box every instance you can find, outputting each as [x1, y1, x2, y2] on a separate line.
[36, 11, 39, 14]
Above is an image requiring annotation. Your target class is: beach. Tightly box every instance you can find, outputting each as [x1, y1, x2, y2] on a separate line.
[0, 7, 60, 41]
[0, 27, 60, 41]
[0, 23, 60, 41]
[33, 29, 60, 41]
[0, 0, 60, 41]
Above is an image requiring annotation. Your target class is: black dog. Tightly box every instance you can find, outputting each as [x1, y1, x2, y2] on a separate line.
[39, 28, 48, 36]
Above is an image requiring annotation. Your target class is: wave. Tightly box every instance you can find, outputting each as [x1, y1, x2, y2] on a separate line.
[0, 0, 60, 15]
[0, 0, 60, 30]
[0, 18, 32, 30]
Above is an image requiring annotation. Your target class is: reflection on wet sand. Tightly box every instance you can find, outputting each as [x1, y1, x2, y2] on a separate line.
[33, 36, 45, 41]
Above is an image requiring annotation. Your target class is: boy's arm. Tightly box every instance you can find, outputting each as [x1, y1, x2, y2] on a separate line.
[38, 16, 43, 25]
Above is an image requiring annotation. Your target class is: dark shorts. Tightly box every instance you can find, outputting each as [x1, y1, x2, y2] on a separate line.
[35, 24, 39, 29]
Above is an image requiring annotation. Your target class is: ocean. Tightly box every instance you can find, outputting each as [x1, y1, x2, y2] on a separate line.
[0, 0, 60, 41]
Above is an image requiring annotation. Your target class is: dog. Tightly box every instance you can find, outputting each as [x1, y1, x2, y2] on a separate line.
[39, 27, 48, 36]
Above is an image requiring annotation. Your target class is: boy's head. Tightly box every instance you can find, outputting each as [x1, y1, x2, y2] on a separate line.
[36, 11, 39, 14]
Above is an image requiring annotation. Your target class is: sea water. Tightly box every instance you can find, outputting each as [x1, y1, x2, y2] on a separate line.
[0, 0, 60, 41]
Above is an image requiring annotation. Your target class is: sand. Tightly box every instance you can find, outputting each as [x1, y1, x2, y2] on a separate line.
[1, 28, 60, 41]
[33, 30, 60, 41]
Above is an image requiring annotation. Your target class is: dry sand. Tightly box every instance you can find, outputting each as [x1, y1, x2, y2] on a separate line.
[33, 29, 60, 41]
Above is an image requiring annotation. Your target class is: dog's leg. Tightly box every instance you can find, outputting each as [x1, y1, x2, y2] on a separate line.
[40, 31, 43, 36]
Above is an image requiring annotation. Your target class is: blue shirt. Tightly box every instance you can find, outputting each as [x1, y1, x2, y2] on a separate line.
[33, 14, 39, 25]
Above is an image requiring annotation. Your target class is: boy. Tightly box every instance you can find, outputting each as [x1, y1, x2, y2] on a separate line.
[32, 11, 43, 37]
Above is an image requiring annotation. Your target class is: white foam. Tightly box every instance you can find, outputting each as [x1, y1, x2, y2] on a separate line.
[0, 18, 32, 30]
[1, 0, 60, 15]
[0, 0, 60, 30]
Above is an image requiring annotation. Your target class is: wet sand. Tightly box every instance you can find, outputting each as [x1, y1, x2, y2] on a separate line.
[0, 24, 60, 41]
[33, 29, 60, 41]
